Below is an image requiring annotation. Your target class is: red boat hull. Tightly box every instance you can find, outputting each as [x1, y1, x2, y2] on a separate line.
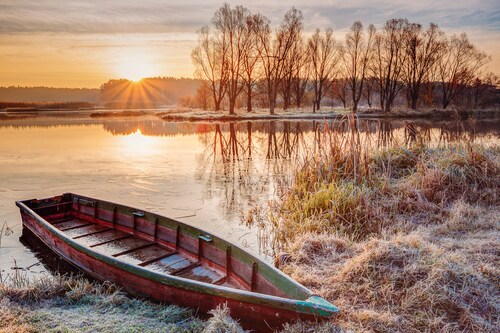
[21, 211, 323, 331]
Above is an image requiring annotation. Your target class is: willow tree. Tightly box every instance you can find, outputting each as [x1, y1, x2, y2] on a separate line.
[279, 18, 305, 111]
[291, 44, 310, 109]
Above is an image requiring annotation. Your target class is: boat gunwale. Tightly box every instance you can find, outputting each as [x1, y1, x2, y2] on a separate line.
[16, 194, 339, 317]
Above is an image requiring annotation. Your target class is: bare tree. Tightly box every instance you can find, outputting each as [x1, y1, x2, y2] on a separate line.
[241, 13, 267, 112]
[191, 26, 228, 111]
[212, 4, 251, 115]
[362, 76, 376, 108]
[279, 25, 305, 110]
[308, 28, 341, 112]
[193, 10, 494, 113]
[332, 77, 349, 109]
[195, 83, 211, 110]
[403, 23, 445, 109]
[373, 18, 410, 113]
[291, 49, 310, 108]
[342, 21, 375, 113]
[257, 8, 303, 114]
[437, 33, 489, 109]
[470, 72, 499, 109]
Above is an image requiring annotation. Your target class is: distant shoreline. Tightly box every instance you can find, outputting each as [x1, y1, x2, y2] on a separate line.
[159, 108, 500, 122]
[1, 107, 499, 122]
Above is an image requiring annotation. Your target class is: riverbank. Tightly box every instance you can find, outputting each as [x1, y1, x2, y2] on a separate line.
[160, 107, 500, 122]
[2, 142, 497, 333]
[2, 106, 498, 122]
[0, 273, 249, 332]
[262, 136, 500, 332]
[1, 117, 498, 332]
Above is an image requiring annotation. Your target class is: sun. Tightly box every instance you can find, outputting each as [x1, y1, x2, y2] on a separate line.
[114, 52, 157, 82]
[125, 71, 145, 83]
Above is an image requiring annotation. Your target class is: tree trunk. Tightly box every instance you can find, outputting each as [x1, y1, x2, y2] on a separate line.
[269, 88, 277, 115]
[283, 92, 290, 111]
[246, 83, 252, 112]
[385, 100, 392, 113]
[411, 96, 418, 110]
[229, 99, 235, 115]
[442, 93, 450, 109]
[269, 101, 275, 115]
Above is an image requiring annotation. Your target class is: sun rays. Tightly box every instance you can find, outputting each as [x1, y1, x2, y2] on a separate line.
[100, 78, 167, 109]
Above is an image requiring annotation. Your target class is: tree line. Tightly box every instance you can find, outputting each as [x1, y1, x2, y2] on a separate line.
[191, 4, 497, 114]
[0, 86, 99, 103]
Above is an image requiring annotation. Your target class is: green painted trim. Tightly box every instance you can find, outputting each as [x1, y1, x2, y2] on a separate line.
[298, 296, 340, 316]
[16, 195, 339, 318]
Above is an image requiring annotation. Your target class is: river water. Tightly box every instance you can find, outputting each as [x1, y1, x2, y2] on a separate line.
[0, 112, 498, 278]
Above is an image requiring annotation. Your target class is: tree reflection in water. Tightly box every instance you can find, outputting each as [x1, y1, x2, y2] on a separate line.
[197, 121, 309, 223]
[1, 116, 496, 242]
[194, 118, 499, 242]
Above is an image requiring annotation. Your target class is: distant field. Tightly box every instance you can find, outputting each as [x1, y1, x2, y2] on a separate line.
[0, 101, 95, 111]
[0, 87, 99, 103]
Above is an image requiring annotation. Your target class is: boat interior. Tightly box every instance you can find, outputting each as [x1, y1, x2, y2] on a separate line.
[22, 193, 309, 300]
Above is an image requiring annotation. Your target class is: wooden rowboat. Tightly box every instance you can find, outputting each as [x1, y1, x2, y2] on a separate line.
[16, 193, 338, 331]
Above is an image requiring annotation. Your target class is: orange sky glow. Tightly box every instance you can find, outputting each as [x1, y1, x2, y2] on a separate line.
[0, 1, 498, 88]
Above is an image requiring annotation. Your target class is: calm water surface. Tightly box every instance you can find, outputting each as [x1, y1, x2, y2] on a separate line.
[0, 113, 498, 277]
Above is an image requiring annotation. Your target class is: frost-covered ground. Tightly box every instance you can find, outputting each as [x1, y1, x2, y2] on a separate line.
[160, 107, 352, 122]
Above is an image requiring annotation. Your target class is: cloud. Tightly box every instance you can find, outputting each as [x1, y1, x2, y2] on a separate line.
[0, 0, 498, 87]
[0, 0, 498, 34]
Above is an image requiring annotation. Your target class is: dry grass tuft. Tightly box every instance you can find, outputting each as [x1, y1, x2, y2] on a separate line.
[268, 137, 499, 251]
[279, 320, 343, 333]
[0, 274, 206, 332]
[0, 299, 35, 333]
[202, 304, 248, 333]
[267, 123, 499, 332]
[405, 145, 499, 205]
[0, 273, 123, 304]
[283, 227, 499, 332]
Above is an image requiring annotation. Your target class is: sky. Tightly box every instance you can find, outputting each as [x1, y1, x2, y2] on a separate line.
[0, 0, 498, 88]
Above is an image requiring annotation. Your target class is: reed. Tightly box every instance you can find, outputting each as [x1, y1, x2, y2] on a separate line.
[262, 116, 499, 253]
[0, 222, 13, 248]
[263, 117, 499, 332]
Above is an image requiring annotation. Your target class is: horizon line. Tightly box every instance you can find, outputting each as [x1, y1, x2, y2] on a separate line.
[0, 76, 199, 90]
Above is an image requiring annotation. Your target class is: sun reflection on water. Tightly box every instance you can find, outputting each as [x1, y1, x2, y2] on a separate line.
[119, 128, 160, 156]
